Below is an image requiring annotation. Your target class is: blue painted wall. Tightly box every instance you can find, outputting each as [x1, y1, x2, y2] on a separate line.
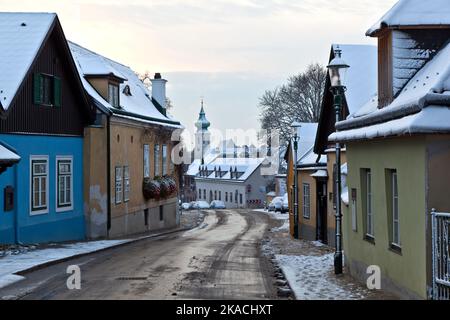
[0, 134, 85, 244]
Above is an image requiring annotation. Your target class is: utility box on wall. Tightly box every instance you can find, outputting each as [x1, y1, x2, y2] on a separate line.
[4, 186, 14, 212]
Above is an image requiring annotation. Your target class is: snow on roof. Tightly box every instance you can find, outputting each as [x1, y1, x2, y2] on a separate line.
[332, 44, 378, 115]
[298, 147, 326, 167]
[330, 106, 450, 142]
[0, 13, 56, 111]
[292, 122, 319, 160]
[186, 151, 221, 176]
[0, 143, 20, 163]
[334, 41, 450, 140]
[367, 0, 450, 36]
[310, 170, 328, 178]
[69, 42, 181, 126]
[196, 157, 266, 182]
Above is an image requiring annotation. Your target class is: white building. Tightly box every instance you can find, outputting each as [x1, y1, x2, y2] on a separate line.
[195, 158, 272, 209]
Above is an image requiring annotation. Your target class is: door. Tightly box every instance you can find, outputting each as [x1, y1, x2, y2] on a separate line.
[316, 180, 328, 244]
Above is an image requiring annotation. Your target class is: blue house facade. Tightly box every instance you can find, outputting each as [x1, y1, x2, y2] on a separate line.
[0, 13, 95, 244]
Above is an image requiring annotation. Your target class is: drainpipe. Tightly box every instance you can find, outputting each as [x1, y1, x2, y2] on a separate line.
[13, 163, 20, 244]
[106, 116, 112, 235]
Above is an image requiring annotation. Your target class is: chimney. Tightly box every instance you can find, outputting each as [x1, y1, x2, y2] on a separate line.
[151, 73, 167, 110]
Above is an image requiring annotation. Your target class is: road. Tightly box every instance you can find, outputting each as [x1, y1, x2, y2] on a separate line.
[0, 209, 278, 300]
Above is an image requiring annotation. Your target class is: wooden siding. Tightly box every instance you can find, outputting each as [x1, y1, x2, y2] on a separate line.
[0, 28, 89, 136]
[378, 32, 393, 108]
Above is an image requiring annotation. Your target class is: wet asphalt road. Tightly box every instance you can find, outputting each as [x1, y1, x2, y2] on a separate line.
[0, 209, 277, 300]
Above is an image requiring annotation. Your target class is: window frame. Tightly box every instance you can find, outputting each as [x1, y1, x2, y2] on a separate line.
[391, 170, 400, 247]
[154, 144, 160, 177]
[108, 83, 120, 108]
[124, 165, 130, 203]
[115, 166, 123, 205]
[55, 156, 74, 212]
[366, 169, 374, 238]
[30, 156, 49, 215]
[162, 144, 168, 176]
[143, 144, 150, 178]
[302, 183, 311, 219]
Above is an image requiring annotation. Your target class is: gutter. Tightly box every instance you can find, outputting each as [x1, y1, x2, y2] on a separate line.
[106, 116, 112, 233]
[112, 108, 181, 126]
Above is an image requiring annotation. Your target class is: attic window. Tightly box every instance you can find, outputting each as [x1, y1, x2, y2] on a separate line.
[108, 83, 120, 108]
[21, 22, 26, 27]
[123, 85, 132, 96]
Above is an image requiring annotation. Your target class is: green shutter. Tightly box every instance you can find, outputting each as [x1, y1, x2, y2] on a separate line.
[53, 76, 62, 107]
[33, 73, 42, 105]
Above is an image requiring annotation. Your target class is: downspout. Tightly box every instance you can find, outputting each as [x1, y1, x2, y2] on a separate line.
[14, 163, 20, 244]
[106, 116, 112, 235]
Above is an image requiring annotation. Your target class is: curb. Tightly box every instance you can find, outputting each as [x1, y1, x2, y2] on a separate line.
[15, 227, 192, 276]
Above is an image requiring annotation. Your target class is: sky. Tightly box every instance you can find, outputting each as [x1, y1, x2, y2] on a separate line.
[0, 0, 398, 135]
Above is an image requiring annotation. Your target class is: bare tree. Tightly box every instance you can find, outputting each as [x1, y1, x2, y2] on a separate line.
[258, 63, 327, 144]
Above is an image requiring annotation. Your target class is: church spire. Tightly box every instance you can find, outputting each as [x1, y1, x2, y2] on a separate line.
[195, 98, 211, 132]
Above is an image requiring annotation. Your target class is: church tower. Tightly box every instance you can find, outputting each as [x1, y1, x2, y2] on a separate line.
[195, 99, 211, 164]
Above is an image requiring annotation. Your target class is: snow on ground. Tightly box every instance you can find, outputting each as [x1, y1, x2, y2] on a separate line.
[275, 254, 367, 300]
[271, 219, 289, 232]
[253, 208, 289, 221]
[0, 240, 130, 289]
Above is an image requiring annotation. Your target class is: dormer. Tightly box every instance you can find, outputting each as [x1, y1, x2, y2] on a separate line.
[367, 0, 450, 108]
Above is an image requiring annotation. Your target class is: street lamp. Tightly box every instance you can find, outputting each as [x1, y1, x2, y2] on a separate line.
[291, 122, 302, 240]
[327, 46, 350, 275]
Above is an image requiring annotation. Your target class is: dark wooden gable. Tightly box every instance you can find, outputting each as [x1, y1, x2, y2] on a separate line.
[314, 48, 350, 155]
[0, 17, 94, 136]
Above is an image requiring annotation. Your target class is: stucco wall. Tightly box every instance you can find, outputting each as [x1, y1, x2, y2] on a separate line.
[0, 134, 85, 244]
[298, 169, 318, 241]
[344, 137, 427, 299]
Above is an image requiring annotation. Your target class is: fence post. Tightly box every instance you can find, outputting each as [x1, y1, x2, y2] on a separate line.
[431, 208, 437, 300]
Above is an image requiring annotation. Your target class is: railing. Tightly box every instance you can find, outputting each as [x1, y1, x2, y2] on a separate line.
[431, 209, 450, 300]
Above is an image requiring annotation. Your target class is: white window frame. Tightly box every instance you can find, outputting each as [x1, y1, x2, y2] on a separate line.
[30, 156, 49, 216]
[55, 156, 74, 213]
[154, 144, 160, 177]
[143, 144, 150, 178]
[366, 170, 374, 238]
[392, 171, 400, 247]
[108, 83, 119, 108]
[303, 183, 311, 219]
[115, 166, 123, 204]
[162, 144, 168, 176]
[124, 165, 130, 202]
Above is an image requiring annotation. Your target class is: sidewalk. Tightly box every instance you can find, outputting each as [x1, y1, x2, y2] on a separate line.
[0, 209, 206, 290]
[256, 209, 397, 300]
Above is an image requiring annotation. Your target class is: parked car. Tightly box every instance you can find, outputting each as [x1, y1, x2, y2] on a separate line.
[193, 201, 210, 210]
[268, 197, 284, 212]
[210, 200, 226, 209]
[282, 193, 289, 213]
[181, 203, 191, 211]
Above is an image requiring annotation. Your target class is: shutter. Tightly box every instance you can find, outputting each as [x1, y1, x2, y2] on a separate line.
[33, 73, 42, 105]
[53, 76, 62, 107]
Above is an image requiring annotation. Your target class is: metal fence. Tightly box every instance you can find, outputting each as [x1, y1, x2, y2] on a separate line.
[431, 209, 450, 300]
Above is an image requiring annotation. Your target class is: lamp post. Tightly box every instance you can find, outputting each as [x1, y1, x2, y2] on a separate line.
[326, 46, 349, 275]
[291, 122, 301, 239]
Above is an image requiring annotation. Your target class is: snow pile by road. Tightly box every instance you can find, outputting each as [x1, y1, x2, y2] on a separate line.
[0, 240, 129, 289]
[253, 209, 289, 221]
[271, 219, 289, 232]
[275, 254, 367, 300]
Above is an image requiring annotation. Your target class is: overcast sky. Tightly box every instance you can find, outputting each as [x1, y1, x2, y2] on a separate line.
[1, 0, 397, 134]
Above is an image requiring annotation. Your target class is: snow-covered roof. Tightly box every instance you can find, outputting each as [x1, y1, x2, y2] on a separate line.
[69, 42, 181, 127]
[186, 151, 221, 176]
[310, 170, 328, 178]
[367, 0, 450, 36]
[331, 41, 450, 142]
[298, 147, 326, 167]
[292, 122, 319, 160]
[332, 44, 378, 115]
[0, 13, 56, 111]
[195, 158, 266, 182]
[0, 143, 20, 163]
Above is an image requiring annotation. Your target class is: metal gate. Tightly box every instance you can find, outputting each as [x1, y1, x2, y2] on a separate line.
[431, 209, 450, 300]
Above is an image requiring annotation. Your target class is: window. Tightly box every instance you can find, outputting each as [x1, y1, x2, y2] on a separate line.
[162, 145, 168, 176]
[143, 144, 150, 178]
[225, 192, 228, 202]
[214, 191, 217, 200]
[154, 144, 160, 176]
[351, 189, 357, 232]
[56, 157, 73, 211]
[169, 146, 175, 174]
[203, 189, 206, 200]
[115, 166, 123, 204]
[198, 189, 202, 199]
[219, 191, 222, 201]
[31, 157, 48, 214]
[124, 166, 130, 202]
[235, 190, 238, 203]
[108, 83, 120, 108]
[303, 183, 311, 219]
[391, 170, 400, 247]
[239, 194, 243, 205]
[33, 73, 61, 107]
[365, 169, 374, 239]
[159, 205, 164, 221]
[230, 192, 233, 203]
